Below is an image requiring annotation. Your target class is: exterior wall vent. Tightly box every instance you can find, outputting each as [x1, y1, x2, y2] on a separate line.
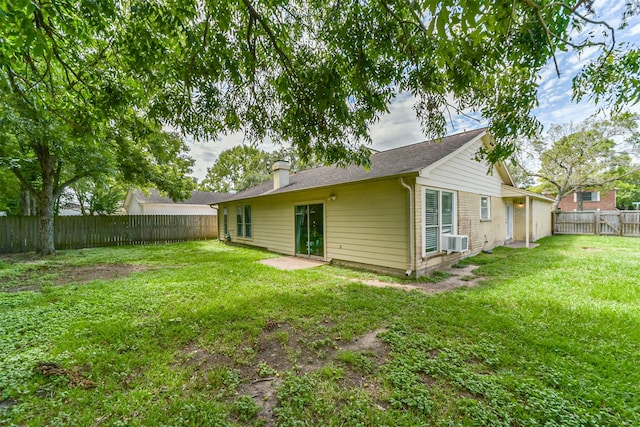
[441, 235, 469, 253]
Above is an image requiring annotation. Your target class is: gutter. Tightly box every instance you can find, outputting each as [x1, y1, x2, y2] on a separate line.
[400, 178, 414, 277]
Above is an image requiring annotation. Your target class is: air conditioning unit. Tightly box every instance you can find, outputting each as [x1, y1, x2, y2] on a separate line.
[441, 234, 469, 253]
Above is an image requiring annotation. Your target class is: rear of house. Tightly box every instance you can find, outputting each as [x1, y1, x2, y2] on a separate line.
[216, 129, 554, 277]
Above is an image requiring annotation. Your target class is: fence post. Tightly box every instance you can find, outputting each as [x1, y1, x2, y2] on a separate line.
[594, 212, 599, 235]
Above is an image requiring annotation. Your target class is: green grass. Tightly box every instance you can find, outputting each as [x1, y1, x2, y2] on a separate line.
[1, 236, 639, 426]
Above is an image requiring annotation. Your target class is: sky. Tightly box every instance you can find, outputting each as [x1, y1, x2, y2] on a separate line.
[185, 2, 640, 181]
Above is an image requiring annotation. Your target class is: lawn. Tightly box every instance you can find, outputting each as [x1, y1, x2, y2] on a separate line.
[1, 235, 639, 426]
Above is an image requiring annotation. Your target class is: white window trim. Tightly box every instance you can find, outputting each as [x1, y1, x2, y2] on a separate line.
[422, 187, 457, 256]
[480, 196, 491, 221]
[236, 204, 252, 239]
[573, 191, 600, 202]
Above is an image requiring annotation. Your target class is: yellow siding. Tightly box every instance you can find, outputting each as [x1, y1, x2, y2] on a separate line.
[218, 178, 410, 271]
[531, 200, 553, 241]
[513, 203, 526, 241]
[512, 199, 553, 242]
[418, 136, 503, 197]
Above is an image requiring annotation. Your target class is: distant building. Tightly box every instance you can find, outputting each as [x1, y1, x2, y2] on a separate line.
[124, 189, 225, 215]
[558, 189, 617, 211]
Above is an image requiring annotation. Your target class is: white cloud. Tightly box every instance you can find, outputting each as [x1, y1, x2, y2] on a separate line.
[592, 0, 623, 18]
[628, 22, 640, 36]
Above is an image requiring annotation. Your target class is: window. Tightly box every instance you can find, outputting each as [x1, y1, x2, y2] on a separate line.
[574, 191, 600, 202]
[424, 188, 456, 254]
[480, 196, 491, 220]
[223, 208, 228, 235]
[236, 205, 252, 238]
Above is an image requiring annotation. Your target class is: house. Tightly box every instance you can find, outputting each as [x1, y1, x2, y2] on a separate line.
[124, 189, 224, 215]
[214, 129, 555, 277]
[557, 189, 617, 211]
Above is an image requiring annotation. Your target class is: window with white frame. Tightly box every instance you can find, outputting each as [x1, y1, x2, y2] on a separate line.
[424, 188, 456, 254]
[480, 196, 491, 220]
[236, 205, 252, 238]
[573, 191, 600, 202]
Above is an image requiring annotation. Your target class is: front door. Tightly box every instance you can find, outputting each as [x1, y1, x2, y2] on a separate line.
[295, 204, 324, 258]
[505, 202, 514, 241]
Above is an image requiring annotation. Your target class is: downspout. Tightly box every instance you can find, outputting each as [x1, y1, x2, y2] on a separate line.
[525, 195, 530, 248]
[400, 178, 414, 277]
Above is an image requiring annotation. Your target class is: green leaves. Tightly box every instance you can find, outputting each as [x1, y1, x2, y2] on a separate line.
[516, 113, 639, 207]
[1, 0, 638, 170]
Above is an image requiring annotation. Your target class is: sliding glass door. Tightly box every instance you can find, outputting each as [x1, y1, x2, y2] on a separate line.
[295, 204, 324, 258]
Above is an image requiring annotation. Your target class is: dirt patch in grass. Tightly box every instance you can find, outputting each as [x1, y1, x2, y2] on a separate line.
[2, 264, 149, 292]
[34, 362, 96, 389]
[179, 323, 389, 426]
[580, 246, 604, 252]
[351, 265, 483, 294]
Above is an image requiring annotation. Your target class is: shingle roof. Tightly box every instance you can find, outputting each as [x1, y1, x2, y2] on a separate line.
[216, 128, 487, 203]
[134, 189, 226, 205]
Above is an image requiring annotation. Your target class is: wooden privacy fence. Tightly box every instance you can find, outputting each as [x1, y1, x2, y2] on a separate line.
[553, 211, 640, 237]
[0, 215, 218, 254]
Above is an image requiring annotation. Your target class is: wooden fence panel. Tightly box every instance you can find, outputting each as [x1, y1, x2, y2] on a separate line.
[553, 212, 596, 235]
[0, 215, 218, 254]
[0, 217, 39, 253]
[621, 211, 640, 237]
[599, 212, 620, 235]
[554, 211, 640, 237]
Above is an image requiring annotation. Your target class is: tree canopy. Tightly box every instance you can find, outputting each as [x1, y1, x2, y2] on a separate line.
[2, 0, 640, 253]
[4, 1, 639, 163]
[515, 114, 639, 208]
[0, 1, 196, 253]
[615, 169, 640, 210]
[199, 146, 318, 192]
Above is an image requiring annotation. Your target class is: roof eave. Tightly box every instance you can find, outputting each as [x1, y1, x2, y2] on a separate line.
[216, 172, 421, 204]
[501, 185, 556, 202]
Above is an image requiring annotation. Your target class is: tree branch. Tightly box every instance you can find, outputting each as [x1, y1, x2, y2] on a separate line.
[10, 167, 39, 196]
[34, 7, 86, 86]
[55, 174, 87, 201]
[241, 0, 296, 77]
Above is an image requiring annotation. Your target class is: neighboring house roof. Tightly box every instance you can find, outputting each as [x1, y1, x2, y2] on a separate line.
[217, 128, 491, 203]
[126, 189, 226, 207]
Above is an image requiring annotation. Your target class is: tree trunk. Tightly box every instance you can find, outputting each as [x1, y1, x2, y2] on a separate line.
[20, 187, 31, 216]
[576, 187, 583, 211]
[36, 146, 57, 255]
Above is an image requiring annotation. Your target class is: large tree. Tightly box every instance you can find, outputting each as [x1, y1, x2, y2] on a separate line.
[0, 1, 195, 254]
[199, 146, 271, 193]
[614, 169, 640, 210]
[515, 114, 639, 209]
[2, 0, 640, 253]
[199, 146, 318, 192]
[59, 177, 127, 216]
[136, 0, 640, 165]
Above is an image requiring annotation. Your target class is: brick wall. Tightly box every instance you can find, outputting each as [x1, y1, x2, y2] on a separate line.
[558, 189, 617, 211]
[414, 189, 506, 276]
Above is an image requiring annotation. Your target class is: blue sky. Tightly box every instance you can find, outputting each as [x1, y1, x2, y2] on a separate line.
[187, 2, 640, 181]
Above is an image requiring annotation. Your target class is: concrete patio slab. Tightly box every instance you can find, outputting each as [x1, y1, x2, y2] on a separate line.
[259, 256, 326, 270]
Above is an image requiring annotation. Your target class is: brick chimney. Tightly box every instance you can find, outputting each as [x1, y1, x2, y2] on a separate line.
[272, 160, 290, 190]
